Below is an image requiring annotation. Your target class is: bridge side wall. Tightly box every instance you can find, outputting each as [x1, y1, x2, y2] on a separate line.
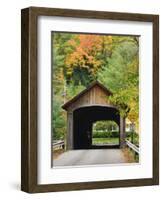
[120, 116, 126, 148]
[66, 111, 73, 150]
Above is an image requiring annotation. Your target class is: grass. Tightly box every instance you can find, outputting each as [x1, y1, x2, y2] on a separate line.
[92, 137, 119, 145]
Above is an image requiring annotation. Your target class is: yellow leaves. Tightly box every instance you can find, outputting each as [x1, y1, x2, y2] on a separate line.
[55, 68, 64, 82]
[68, 39, 77, 46]
[66, 71, 72, 76]
[103, 36, 112, 46]
[64, 34, 114, 76]
[64, 34, 107, 77]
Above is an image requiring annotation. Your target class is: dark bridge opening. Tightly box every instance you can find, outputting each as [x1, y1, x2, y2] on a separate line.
[73, 106, 120, 149]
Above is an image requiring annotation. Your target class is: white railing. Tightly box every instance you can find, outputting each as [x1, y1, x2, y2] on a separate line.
[125, 139, 139, 154]
[53, 140, 65, 150]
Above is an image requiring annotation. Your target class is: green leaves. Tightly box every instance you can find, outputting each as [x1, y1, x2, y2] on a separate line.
[52, 100, 66, 140]
[98, 36, 139, 120]
[52, 33, 139, 139]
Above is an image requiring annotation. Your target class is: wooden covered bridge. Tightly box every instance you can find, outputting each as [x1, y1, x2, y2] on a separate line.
[62, 81, 126, 150]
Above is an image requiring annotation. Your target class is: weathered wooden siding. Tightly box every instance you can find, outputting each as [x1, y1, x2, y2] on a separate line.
[67, 85, 111, 112]
[63, 81, 125, 150]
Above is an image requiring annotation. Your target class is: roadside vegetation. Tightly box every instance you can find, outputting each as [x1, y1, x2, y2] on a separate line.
[52, 33, 139, 142]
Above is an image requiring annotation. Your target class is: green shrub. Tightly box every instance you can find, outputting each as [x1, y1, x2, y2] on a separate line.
[110, 131, 119, 137]
[93, 131, 110, 138]
[93, 131, 119, 138]
[126, 131, 133, 137]
[126, 131, 139, 146]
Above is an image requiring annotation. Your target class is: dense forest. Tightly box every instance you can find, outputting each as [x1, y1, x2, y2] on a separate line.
[52, 32, 139, 140]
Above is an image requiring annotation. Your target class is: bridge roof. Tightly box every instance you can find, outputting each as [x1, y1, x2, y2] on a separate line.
[62, 81, 113, 110]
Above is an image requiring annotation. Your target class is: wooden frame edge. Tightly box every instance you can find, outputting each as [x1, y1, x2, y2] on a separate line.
[21, 8, 30, 192]
[21, 7, 38, 193]
[21, 7, 159, 193]
[152, 15, 159, 185]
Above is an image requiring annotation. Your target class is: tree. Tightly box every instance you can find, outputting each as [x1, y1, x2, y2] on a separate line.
[52, 33, 139, 140]
[52, 33, 74, 140]
[65, 34, 104, 86]
[98, 36, 139, 122]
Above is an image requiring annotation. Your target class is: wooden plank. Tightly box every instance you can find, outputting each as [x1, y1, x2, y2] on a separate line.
[21, 7, 38, 193]
[66, 111, 74, 150]
[62, 81, 112, 110]
[120, 116, 126, 148]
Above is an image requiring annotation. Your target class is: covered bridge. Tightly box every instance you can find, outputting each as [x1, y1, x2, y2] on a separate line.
[62, 81, 126, 150]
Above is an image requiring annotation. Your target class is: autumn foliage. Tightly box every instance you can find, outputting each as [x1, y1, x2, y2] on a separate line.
[52, 33, 139, 139]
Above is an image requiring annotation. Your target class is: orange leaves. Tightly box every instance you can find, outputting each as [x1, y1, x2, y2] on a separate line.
[78, 34, 103, 53]
[65, 34, 105, 77]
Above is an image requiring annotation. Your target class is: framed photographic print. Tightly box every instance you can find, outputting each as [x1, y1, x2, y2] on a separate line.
[21, 7, 159, 193]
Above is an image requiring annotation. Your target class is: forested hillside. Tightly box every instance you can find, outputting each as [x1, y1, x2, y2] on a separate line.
[52, 32, 139, 140]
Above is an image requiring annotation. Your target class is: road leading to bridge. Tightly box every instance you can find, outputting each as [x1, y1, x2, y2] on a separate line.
[53, 149, 127, 167]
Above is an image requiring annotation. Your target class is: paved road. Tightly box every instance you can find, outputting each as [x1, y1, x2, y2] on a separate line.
[53, 149, 126, 167]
